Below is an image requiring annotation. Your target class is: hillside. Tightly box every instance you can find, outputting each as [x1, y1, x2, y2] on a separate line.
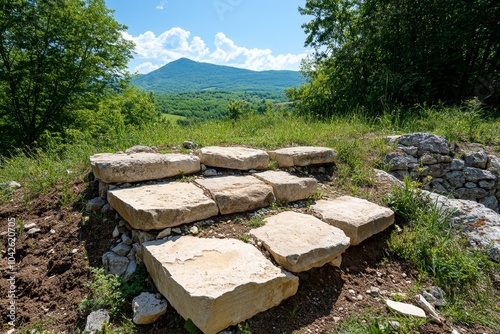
[132, 58, 304, 94]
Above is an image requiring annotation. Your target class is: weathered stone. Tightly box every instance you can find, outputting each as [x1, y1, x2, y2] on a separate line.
[463, 167, 496, 182]
[487, 154, 500, 174]
[464, 150, 488, 168]
[156, 228, 172, 239]
[249, 212, 350, 272]
[436, 154, 452, 163]
[465, 182, 477, 188]
[197, 146, 269, 170]
[195, 176, 275, 215]
[102, 251, 129, 275]
[480, 195, 498, 210]
[384, 153, 417, 171]
[446, 171, 465, 188]
[90, 153, 200, 183]
[27, 228, 41, 235]
[268, 146, 336, 167]
[132, 230, 156, 244]
[450, 159, 465, 171]
[330, 255, 342, 267]
[111, 242, 131, 256]
[121, 233, 133, 245]
[204, 169, 218, 176]
[385, 299, 426, 318]
[310, 196, 395, 245]
[84, 309, 110, 333]
[183, 140, 197, 149]
[123, 260, 137, 282]
[98, 181, 109, 199]
[108, 183, 219, 230]
[385, 135, 401, 145]
[125, 145, 156, 153]
[398, 145, 418, 156]
[253, 170, 317, 202]
[0, 181, 21, 190]
[419, 154, 437, 165]
[479, 180, 496, 190]
[424, 191, 500, 261]
[415, 294, 442, 323]
[397, 133, 449, 156]
[143, 237, 298, 334]
[132, 292, 168, 325]
[86, 197, 106, 213]
[454, 187, 488, 199]
[426, 286, 446, 307]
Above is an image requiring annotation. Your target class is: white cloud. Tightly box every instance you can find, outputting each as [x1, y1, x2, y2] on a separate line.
[124, 28, 308, 74]
[155, 1, 165, 10]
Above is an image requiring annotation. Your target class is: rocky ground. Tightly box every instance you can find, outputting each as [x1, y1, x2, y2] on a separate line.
[0, 163, 498, 333]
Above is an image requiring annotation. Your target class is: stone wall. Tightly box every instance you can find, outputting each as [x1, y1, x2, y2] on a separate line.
[385, 133, 500, 212]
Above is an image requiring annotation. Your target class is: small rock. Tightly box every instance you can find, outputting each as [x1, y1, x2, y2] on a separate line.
[385, 299, 426, 318]
[86, 197, 106, 213]
[348, 289, 356, 295]
[121, 234, 133, 245]
[101, 203, 111, 215]
[451, 328, 461, 334]
[204, 169, 218, 177]
[27, 228, 41, 235]
[84, 309, 110, 333]
[172, 227, 182, 234]
[132, 292, 168, 325]
[127, 248, 136, 261]
[24, 221, 37, 230]
[71, 248, 78, 254]
[112, 242, 131, 257]
[102, 251, 129, 275]
[415, 294, 442, 323]
[157, 228, 172, 239]
[190, 226, 199, 235]
[389, 321, 400, 329]
[356, 294, 363, 301]
[125, 145, 155, 153]
[422, 291, 437, 306]
[49, 229, 56, 234]
[183, 141, 197, 149]
[427, 286, 446, 307]
[123, 260, 137, 282]
[367, 287, 380, 297]
[112, 226, 120, 238]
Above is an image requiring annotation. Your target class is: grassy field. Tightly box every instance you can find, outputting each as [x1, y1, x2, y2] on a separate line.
[1, 105, 499, 333]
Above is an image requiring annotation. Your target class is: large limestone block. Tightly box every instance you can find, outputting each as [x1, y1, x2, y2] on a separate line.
[268, 146, 336, 167]
[253, 171, 318, 202]
[197, 146, 269, 170]
[90, 153, 200, 183]
[143, 236, 298, 334]
[195, 176, 275, 214]
[107, 183, 218, 230]
[250, 212, 350, 272]
[310, 196, 395, 245]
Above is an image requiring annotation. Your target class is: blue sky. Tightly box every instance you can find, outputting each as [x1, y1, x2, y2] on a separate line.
[105, 0, 311, 74]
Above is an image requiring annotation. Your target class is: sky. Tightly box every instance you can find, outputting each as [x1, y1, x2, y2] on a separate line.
[104, 0, 312, 74]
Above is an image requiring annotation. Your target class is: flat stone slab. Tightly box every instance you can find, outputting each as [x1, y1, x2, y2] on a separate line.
[197, 146, 269, 170]
[253, 171, 318, 202]
[310, 196, 395, 245]
[268, 146, 336, 167]
[143, 236, 298, 334]
[385, 299, 426, 318]
[90, 153, 200, 183]
[250, 212, 350, 272]
[107, 183, 218, 230]
[195, 176, 275, 215]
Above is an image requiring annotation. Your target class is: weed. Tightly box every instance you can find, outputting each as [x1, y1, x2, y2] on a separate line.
[243, 216, 266, 227]
[79, 267, 125, 316]
[289, 304, 301, 318]
[236, 322, 253, 334]
[239, 233, 250, 243]
[184, 319, 202, 334]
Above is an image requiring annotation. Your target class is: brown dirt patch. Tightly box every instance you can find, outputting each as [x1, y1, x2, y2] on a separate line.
[0, 168, 498, 333]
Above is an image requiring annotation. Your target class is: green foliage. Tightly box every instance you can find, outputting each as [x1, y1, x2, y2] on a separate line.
[387, 179, 500, 325]
[295, 0, 500, 116]
[183, 319, 203, 334]
[243, 216, 266, 228]
[80, 268, 125, 317]
[0, 0, 134, 150]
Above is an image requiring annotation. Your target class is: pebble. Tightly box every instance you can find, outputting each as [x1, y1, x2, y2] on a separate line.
[172, 227, 182, 234]
[204, 169, 218, 177]
[27, 228, 41, 235]
[157, 228, 172, 239]
[190, 226, 199, 235]
[24, 222, 37, 230]
[112, 226, 120, 238]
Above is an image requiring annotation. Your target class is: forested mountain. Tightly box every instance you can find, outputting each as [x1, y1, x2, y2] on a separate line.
[132, 58, 304, 94]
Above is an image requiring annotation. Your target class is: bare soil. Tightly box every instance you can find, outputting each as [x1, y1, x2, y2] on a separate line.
[0, 167, 498, 333]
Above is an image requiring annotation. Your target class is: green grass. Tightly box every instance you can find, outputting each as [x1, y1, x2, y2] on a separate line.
[387, 177, 500, 327]
[161, 113, 187, 123]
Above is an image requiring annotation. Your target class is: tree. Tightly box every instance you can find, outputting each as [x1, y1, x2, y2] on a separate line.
[0, 0, 134, 149]
[294, 0, 499, 116]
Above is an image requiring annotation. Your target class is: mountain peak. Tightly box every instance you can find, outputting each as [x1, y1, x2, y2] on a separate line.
[132, 59, 304, 94]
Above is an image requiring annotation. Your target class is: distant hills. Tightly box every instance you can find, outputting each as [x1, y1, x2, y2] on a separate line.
[132, 58, 304, 94]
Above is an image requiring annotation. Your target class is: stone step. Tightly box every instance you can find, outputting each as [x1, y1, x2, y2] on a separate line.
[197, 146, 269, 170]
[90, 153, 200, 183]
[268, 146, 336, 167]
[107, 183, 219, 231]
[195, 176, 275, 215]
[310, 196, 395, 245]
[250, 212, 350, 272]
[143, 236, 298, 334]
[253, 170, 318, 202]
